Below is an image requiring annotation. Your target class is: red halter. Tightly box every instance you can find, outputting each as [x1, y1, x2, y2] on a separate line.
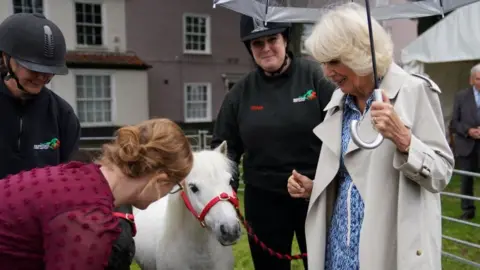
[181, 190, 239, 227]
[113, 212, 137, 237]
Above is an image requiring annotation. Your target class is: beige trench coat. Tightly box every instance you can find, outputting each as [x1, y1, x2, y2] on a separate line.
[305, 63, 455, 270]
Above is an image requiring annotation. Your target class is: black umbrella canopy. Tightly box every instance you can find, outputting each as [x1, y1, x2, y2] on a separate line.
[212, 0, 479, 23]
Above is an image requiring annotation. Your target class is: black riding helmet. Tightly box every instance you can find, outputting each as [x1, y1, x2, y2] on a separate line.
[239, 15, 292, 75]
[0, 13, 68, 94]
[0, 13, 68, 75]
[240, 15, 291, 43]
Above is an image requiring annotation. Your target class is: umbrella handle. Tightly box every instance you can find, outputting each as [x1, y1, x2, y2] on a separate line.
[349, 89, 384, 149]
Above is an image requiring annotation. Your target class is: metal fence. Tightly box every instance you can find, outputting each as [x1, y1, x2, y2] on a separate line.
[79, 130, 214, 152]
[441, 169, 480, 268]
[185, 130, 212, 151]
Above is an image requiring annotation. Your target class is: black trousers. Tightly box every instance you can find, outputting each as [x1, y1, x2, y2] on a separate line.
[458, 142, 480, 213]
[244, 184, 309, 270]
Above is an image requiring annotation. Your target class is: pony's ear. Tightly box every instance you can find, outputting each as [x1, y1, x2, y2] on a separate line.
[214, 140, 228, 156]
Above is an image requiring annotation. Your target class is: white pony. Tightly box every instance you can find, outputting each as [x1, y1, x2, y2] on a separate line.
[133, 141, 242, 270]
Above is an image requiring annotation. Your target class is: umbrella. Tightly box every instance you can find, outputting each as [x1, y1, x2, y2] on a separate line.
[212, 0, 480, 23]
[213, 0, 480, 149]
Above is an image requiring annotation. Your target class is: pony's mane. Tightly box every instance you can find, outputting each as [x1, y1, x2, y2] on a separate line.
[188, 149, 236, 182]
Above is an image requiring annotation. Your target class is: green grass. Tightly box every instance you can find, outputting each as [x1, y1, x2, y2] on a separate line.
[131, 176, 480, 270]
[441, 176, 480, 270]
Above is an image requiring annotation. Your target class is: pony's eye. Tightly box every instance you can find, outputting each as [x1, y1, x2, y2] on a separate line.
[188, 183, 199, 193]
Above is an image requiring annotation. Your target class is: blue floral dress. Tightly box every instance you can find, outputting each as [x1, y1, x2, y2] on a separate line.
[325, 94, 374, 270]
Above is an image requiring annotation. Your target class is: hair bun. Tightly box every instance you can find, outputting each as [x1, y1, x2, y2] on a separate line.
[116, 126, 142, 163]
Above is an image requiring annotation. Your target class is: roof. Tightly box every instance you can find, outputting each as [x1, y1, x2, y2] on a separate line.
[401, 1, 480, 65]
[65, 51, 152, 70]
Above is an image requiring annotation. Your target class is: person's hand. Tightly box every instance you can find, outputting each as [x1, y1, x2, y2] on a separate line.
[473, 128, 480, 139]
[468, 128, 480, 139]
[287, 170, 313, 199]
[370, 90, 411, 152]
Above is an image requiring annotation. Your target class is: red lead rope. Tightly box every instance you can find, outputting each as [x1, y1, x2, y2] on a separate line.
[234, 207, 308, 260]
[181, 190, 307, 261]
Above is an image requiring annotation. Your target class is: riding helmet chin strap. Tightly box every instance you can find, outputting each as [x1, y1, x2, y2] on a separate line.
[3, 55, 37, 98]
[265, 53, 289, 77]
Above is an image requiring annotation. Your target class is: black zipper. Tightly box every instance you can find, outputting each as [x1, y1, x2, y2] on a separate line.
[16, 99, 26, 153]
[17, 116, 23, 152]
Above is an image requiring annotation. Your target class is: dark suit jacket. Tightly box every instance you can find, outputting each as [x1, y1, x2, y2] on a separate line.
[451, 87, 479, 157]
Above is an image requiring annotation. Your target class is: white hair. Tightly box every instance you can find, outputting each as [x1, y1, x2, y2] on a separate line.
[304, 2, 394, 77]
[471, 63, 480, 76]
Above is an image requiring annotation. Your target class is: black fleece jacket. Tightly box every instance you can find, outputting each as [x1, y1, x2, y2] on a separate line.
[211, 54, 336, 194]
[0, 78, 80, 179]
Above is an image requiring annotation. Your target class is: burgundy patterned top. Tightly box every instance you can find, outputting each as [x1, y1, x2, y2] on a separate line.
[0, 161, 121, 270]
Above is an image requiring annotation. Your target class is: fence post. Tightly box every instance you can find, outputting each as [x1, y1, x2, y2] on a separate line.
[196, 130, 210, 150]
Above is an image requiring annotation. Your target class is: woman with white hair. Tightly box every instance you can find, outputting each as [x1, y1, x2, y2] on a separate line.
[212, 14, 336, 270]
[286, 3, 454, 269]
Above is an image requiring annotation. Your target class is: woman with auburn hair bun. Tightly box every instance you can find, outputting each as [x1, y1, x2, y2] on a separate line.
[0, 118, 194, 270]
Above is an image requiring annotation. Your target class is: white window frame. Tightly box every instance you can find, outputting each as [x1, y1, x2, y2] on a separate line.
[12, 0, 44, 14]
[184, 82, 212, 123]
[74, 70, 116, 127]
[182, 13, 212, 55]
[74, 0, 105, 48]
[222, 73, 243, 92]
[301, 23, 314, 55]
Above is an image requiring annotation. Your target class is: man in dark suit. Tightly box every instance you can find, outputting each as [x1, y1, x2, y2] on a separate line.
[451, 63, 480, 220]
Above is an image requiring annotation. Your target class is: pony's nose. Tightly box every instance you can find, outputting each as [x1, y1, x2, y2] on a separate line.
[220, 223, 241, 239]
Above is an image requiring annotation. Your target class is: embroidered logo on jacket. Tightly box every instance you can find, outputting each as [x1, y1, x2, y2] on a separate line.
[250, 105, 264, 111]
[34, 138, 61, 150]
[293, 89, 317, 103]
